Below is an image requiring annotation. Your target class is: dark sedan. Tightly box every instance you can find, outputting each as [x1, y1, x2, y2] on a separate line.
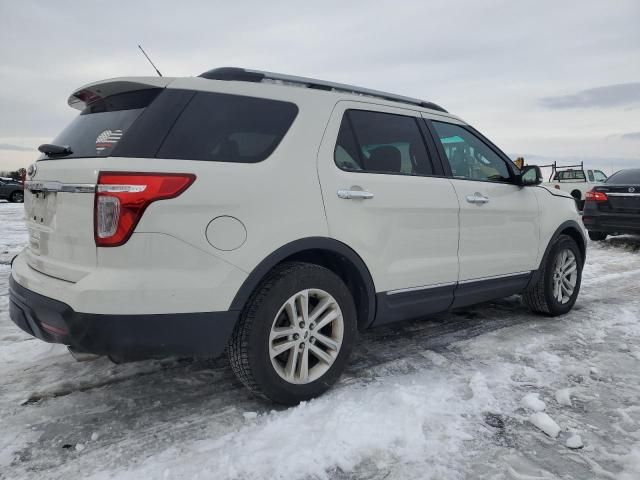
[0, 178, 24, 203]
[583, 168, 640, 241]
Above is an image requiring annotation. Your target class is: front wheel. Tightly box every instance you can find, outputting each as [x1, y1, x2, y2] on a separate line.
[523, 235, 583, 316]
[228, 262, 357, 405]
[588, 231, 607, 241]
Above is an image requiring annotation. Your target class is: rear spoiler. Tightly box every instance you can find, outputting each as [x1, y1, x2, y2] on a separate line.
[67, 77, 175, 110]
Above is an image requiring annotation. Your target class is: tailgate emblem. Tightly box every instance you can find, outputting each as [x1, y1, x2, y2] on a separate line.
[630, 187, 636, 193]
[95, 129, 123, 154]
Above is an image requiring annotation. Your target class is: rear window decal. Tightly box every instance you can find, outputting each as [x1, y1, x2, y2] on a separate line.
[96, 129, 123, 154]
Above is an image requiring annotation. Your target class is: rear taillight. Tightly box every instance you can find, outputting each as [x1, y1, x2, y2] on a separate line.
[585, 190, 608, 202]
[95, 172, 195, 247]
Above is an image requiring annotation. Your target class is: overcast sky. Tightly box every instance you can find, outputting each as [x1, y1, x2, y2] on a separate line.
[1, 0, 639, 173]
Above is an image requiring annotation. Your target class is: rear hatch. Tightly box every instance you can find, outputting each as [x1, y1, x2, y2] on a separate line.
[24, 77, 173, 282]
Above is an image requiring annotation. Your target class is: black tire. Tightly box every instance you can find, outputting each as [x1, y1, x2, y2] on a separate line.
[228, 262, 357, 405]
[523, 235, 583, 316]
[588, 231, 607, 241]
[9, 191, 24, 203]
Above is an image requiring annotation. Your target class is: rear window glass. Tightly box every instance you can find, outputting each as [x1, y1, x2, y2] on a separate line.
[41, 89, 161, 159]
[554, 170, 586, 181]
[606, 169, 640, 184]
[157, 92, 298, 162]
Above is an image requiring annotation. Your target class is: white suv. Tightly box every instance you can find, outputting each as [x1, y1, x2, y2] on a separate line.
[9, 67, 586, 404]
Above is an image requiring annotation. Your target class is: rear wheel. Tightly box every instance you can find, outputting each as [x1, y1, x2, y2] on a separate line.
[524, 235, 582, 316]
[9, 191, 24, 203]
[228, 262, 357, 405]
[588, 231, 607, 241]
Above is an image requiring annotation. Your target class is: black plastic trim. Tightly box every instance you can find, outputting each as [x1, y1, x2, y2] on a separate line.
[526, 220, 587, 288]
[199, 67, 265, 82]
[373, 285, 454, 326]
[9, 276, 238, 358]
[452, 274, 532, 309]
[229, 237, 377, 329]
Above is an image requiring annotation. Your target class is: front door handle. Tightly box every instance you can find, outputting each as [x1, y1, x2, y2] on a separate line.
[466, 193, 489, 204]
[337, 189, 374, 200]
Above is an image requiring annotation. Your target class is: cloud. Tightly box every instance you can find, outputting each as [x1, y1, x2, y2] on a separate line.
[540, 83, 640, 109]
[621, 132, 640, 140]
[0, 143, 35, 152]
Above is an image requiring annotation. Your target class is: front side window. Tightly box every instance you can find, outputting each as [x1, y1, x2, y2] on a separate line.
[594, 170, 608, 182]
[334, 110, 433, 176]
[431, 121, 511, 183]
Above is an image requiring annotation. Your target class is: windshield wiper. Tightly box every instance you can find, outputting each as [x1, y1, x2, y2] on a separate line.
[38, 143, 73, 157]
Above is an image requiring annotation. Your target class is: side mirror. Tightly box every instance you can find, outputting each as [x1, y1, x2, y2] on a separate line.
[519, 165, 542, 186]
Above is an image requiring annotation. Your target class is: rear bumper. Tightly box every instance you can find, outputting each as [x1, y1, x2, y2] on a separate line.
[9, 275, 239, 358]
[582, 211, 640, 234]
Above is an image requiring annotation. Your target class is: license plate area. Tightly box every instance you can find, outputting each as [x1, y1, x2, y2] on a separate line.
[26, 191, 57, 255]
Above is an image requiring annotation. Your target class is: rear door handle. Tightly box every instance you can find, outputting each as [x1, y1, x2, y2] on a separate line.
[466, 193, 489, 204]
[337, 189, 374, 200]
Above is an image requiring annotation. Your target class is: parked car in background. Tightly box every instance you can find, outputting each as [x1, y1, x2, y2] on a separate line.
[0, 177, 24, 203]
[9, 67, 586, 404]
[583, 168, 640, 241]
[540, 162, 607, 209]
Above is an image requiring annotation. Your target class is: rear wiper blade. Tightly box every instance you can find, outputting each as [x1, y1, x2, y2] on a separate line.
[38, 143, 73, 157]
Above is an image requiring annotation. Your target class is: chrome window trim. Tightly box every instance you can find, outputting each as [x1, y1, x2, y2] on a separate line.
[606, 192, 640, 197]
[387, 281, 457, 296]
[25, 181, 96, 193]
[458, 271, 532, 285]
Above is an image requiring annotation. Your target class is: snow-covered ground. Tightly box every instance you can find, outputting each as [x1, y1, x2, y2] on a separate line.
[1, 200, 640, 480]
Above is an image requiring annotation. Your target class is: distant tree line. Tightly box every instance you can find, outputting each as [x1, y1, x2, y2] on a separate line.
[0, 169, 27, 181]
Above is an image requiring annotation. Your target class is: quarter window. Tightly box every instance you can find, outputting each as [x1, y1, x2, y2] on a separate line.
[432, 121, 511, 183]
[157, 91, 298, 163]
[334, 110, 433, 176]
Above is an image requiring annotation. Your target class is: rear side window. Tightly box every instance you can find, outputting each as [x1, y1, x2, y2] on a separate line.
[157, 92, 298, 162]
[43, 89, 161, 159]
[606, 169, 640, 184]
[334, 110, 433, 176]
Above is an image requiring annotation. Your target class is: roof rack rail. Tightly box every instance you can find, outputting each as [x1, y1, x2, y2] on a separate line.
[198, 67, 448, 113]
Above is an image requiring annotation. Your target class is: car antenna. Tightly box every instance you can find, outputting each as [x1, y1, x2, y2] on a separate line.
[137, 44, 163, 77]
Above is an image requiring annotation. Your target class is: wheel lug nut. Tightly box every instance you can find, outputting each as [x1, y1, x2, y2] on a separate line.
[293, 333, 299, 340]
[299, 343, 305, 350]
[299, 321, 305, 329]
[310, 337, 316, 344]
[309, 323, 315, 330]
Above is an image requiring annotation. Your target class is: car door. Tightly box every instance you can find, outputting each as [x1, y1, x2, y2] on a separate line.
[317, 102, 460, 324]
[424, 117, 540, 295]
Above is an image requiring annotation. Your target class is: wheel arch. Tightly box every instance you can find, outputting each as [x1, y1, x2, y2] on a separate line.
[528, 220, 586, 288]
[230, 237, 377, 331]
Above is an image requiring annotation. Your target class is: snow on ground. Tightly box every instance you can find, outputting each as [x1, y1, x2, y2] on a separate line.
[1, 200, 640, 479]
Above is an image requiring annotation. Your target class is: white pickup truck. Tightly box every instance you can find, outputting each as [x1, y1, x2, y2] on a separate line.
[540, 164, 608, 209]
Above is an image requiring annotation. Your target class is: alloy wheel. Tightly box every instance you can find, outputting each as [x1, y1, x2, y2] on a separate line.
[552, 249, 578, 304]
[269, 289, 344, 384]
